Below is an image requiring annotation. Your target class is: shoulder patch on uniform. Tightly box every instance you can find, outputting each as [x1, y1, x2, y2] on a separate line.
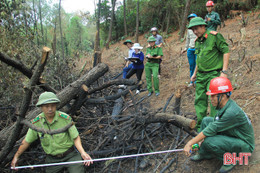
[210, 31, 218, 35]
[59, 113, 71, 120]
[31, 116, 40, 124]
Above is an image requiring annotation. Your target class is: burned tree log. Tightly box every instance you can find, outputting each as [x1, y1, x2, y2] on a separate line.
[20, 119, 73, 135]
[140, 113, 198, 137]
[0, 63, 109, 150]
[145, 113, 196, 129]
[0, 47, 51, 162]
[86, 79, 137, 95]
[112, 89, 123, 120]
[85, 85, 138, 104]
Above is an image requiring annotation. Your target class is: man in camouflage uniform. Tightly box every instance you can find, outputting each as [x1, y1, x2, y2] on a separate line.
[184, 77, 255, 173]
[188, 17, 230, 130]
[11, 92, 93, 173]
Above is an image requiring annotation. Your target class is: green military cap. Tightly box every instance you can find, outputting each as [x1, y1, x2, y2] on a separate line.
[188, 17, 207, 29]
[36, 92, 60, 107]
[147, 36, 157, 42]
[123, 40, 133, 45]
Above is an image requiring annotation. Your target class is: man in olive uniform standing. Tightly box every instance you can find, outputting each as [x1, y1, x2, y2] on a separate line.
[205, 1, 221, 31]
[11, 92, 93, 172]
[184, 77, 255, 173]
[188, 17, 230, 130]
[145, 36, 163, 97]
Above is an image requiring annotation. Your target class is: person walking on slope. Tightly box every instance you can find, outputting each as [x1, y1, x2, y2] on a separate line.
[205, 0, 221, 31]
[125, 43, 145, 94]
[184, 77, 255, 173]
[145, 36, 163, 97]
[11, 92, 93, 172]
[188, 17, 230, 131]
[181, 13, 198, 87]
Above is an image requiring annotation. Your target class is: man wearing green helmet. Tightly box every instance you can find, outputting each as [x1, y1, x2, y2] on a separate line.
[145, 36, 163, 97]
[188, 17, 230, 131]
[11, 92, 93, 172]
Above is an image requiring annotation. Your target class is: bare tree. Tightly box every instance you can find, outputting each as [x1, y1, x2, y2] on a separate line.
[93, 0, 102, 67]
[135, 0, 139, 43]
[179, 0, 191, 40]
[59, 0, 65, 59]
[32, 0, 39, 46]
[38, 0, 45, 45]
[123, 0, 127, 36]
[105, 0, 117, 49]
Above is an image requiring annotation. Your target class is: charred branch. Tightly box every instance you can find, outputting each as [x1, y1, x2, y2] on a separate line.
[0, 47, 51, 162]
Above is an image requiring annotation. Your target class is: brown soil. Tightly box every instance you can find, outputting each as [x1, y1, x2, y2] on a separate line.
[76, 11, 260, 173]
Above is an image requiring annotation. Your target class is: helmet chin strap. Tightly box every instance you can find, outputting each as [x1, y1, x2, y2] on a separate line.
[216, 94, 223, 109]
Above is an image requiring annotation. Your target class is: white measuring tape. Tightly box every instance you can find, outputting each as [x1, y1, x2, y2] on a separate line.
[11, 148, 184, 170]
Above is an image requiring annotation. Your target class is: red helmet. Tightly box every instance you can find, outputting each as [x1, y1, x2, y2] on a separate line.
[206, 1, 214, 7]
[206, 77, 233, 95]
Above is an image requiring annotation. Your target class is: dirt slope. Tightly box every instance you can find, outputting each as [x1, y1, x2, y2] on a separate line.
[77, 11, 260, 173]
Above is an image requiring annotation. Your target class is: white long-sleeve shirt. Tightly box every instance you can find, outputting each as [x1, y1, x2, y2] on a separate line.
[185, 29, 197, 50]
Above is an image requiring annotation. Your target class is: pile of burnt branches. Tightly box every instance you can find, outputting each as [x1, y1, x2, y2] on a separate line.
[0, 48, 196, 172]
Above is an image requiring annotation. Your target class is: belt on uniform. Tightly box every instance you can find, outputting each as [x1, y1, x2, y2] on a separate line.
[198, 69, 222, 74]
[48, 146, 75, 158]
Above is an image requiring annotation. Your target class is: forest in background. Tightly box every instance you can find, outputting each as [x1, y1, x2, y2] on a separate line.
[0, 0, 259, 121]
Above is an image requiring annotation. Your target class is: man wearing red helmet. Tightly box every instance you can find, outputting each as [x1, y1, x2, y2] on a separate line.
[184, 77, 255, 173]
[205, 1, 221, 31]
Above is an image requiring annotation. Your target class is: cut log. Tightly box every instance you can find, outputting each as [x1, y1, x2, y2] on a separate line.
[87, 79, 137, 95]
[139, 113, 198, 137]
[85, 85, 138, 104]
[146, 113, 196, 129]
[0, 63, 109, 150]
[111, 89, 124, 120]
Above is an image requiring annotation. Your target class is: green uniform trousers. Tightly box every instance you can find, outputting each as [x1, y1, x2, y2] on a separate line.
[45, 150, 85, 173]
[195, 70, 220, 130]
[145, 62, 159, 93]
[199, 117, 251, 161]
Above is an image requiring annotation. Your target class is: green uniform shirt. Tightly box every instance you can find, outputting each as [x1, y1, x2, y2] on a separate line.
[146, 46, 163, 63]
[195, 30, 229, 72]
[202, 99, 255, 152]
[25, 111, 79, 155]
[205, 11, 221, 31]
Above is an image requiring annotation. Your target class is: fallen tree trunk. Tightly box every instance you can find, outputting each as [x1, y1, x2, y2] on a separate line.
[111, 89, 124, 120]
[0, 63, 109, 149]
[85, 85, 138, 104]
[86, 79, 137, 95]
[140, 113, 198, 137]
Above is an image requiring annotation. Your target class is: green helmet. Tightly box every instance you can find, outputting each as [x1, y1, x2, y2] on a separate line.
[123, 39, 133, 45]
[147, 36, 156, 42]
[188, 17, 207, 29]
[36, 92, 60, 107]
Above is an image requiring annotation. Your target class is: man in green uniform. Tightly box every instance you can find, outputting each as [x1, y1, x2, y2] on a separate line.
[184, 77, 255, 173]
[188, 17, 230, 130]
[205, 1, 221, 31]
[11, 92, 93, 172]
[145, 36, 163, 97]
